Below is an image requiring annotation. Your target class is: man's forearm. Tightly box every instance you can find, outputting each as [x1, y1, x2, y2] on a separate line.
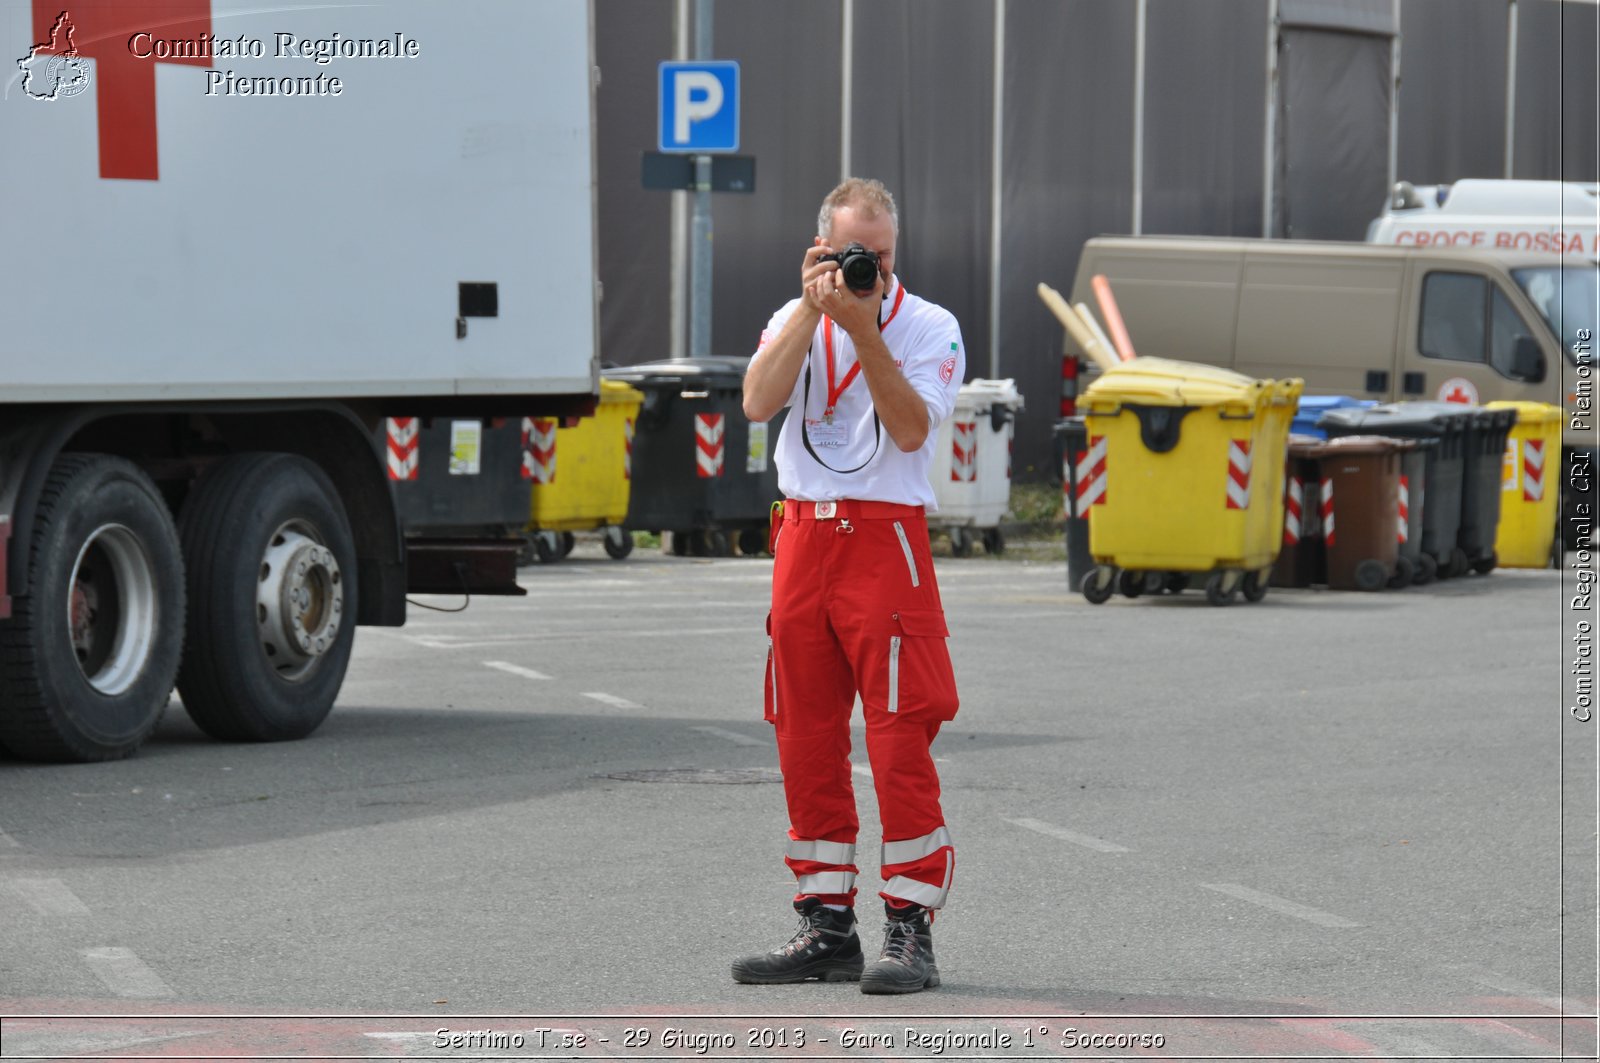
[743, 308, 820, 422]
[853, 332, 931, 452]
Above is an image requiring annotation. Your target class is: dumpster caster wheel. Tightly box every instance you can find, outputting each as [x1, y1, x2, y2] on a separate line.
[706, 529, 732, 558]
[533, 531, 561, 564]
[670, 531, 691, 556]
[738, 528, 766, 557]
[1204, 571, 1240, 606]
[1354, 559, 1388, 592]
[603, 526, 634, 561]
[949, 527, 974, 558]
[1117, 569, 1147, 598]
[982, 527, 1005, 555]
[558, 532, 576, 558]
[1413, 552, 1438, 585]
[1241, 569, 1269, 603]
[1471, 551, 1497, 576]
[1081, 568, 1115, 605]
[1388, 555, 1415, 588]
[1449, 546, 1470, 578]
[1163, 573, 1190, 595]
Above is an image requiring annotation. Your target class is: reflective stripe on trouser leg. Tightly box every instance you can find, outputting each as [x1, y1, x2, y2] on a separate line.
[880, 824, 954, 909]
[785, 836, 859, 899]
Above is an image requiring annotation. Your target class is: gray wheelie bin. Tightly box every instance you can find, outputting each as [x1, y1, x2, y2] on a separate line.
[1399, 403, 1516, 576]
[602, 358, 784, 557]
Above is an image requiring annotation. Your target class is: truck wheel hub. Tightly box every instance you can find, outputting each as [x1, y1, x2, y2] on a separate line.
[258, 526, 342, 679]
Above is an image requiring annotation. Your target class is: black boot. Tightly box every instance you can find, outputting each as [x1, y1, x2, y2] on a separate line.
[860, 903, 939, 994]
[731, 898, 864, 984]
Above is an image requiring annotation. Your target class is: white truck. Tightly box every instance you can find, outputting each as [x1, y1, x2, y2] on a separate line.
[0, 0, 599, 761]
[1367, 178, 1599, 256]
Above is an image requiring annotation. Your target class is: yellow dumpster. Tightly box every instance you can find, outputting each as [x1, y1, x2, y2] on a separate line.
[526, 378, 645, 561]
[1486, 400, 1562, 568]
[1080, 358, 1303, 605]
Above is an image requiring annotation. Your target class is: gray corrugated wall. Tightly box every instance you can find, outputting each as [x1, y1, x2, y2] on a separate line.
[1514, 0, 1599, 180]
[1398, 0, 1509, 182]
[595, 0, 1598, 480]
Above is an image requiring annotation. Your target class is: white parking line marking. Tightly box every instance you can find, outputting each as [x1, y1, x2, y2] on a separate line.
[6, 877, 90, 916]
[690, 725, 764, 747]
[80, 948, 173, 998]
[482, 661, 552, 681]
[1003, 816, 1131, 853]
[582, 692, 644, 710]
[1199, 882, 1361, 927]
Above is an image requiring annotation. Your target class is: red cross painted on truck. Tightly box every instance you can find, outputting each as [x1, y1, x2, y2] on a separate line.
[29, 2, 213, 180]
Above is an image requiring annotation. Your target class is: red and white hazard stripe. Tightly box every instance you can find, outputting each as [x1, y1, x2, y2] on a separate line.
[522, 417, 557, 483]
[1320, 477, 1336, 548]
[1283, 476, 1304, 545]
[950, 421, 977, 482]
[1075, 435, 1108, 513]
[385, 417, 419, 481]
[1397, 475, 1410, 543]
[1523, 438, 1546, 502]
[696, 413, 725, 478]
[1225, 439, 1253, 510]
[623, 417, 635, 480]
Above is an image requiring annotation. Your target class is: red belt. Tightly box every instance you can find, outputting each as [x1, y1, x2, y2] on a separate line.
[783, 499, 925, 521]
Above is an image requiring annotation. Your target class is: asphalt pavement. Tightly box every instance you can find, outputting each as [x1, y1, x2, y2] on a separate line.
[1, 537, 1595, 1061]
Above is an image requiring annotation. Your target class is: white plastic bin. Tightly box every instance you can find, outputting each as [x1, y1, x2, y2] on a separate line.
[930, 378, 1024, 555]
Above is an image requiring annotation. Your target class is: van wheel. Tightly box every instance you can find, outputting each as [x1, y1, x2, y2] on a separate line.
[177, 454, 356, 742]
[0, 455, 185, 762]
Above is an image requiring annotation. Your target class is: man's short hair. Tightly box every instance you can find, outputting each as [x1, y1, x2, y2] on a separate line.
[817, 178, 899, 240]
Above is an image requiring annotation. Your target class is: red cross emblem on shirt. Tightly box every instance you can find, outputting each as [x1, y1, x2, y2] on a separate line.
[28, 1, 213, 181]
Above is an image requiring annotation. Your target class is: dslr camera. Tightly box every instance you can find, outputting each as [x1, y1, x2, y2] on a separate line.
[818, 242, 881, 294]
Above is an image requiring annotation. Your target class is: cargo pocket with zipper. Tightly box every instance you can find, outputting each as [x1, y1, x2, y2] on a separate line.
[882, 608, 958, 721]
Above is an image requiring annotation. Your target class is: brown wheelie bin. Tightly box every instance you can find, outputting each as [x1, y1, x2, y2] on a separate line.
[1312, 435, 1413, 592]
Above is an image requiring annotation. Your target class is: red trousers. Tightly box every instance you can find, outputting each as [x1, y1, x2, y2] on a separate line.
[763, 500, 958, 909]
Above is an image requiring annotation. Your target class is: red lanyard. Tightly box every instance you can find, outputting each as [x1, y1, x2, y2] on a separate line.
[821, 283, 906, 419]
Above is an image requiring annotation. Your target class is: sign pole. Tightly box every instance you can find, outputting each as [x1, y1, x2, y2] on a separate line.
[688, 0, 715, 360]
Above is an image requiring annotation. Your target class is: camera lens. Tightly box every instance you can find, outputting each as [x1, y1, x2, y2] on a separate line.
[838, 244, 879, 292]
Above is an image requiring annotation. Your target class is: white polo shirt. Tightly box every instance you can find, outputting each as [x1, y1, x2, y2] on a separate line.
[750, 276, 966, 508]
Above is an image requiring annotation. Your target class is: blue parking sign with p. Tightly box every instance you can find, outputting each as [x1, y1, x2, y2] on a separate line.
[659, 61, 739, 153]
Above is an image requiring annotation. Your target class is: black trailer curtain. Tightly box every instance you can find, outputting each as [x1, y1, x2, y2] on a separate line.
[1514, 0, 1600, 181]
[1276, 27, 1393, 240]
[848, 0, 995, 382]
[1397, 0, 1508, 184]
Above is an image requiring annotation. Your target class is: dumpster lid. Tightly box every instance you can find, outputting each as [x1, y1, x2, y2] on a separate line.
[602, 357, 747, 388]
[1316, 434, 1417, 456]
[1485, 399, 1563, 426]
[957, 377, 1025, 410]
[1319, 403, 1466, 435]
[1084, 358, 1298, 410]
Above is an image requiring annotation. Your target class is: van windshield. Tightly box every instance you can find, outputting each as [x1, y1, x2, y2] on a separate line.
[1512, 266, 1598, 363]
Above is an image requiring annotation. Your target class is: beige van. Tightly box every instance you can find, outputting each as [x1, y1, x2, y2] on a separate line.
[1065, 236, 1596, 540]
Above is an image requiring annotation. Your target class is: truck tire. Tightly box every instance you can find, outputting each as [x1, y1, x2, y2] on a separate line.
[177, 453, 356, 742]
[0, 454, 185, 762]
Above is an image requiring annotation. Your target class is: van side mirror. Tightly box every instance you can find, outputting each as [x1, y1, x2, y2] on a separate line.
[1513, 336, 1546, 383]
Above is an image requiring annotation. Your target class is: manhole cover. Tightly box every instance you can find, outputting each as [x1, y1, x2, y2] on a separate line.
[597, 768, 783, 785]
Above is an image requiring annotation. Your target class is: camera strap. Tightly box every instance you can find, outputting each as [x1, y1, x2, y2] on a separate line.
[799, 285, 907, 474]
